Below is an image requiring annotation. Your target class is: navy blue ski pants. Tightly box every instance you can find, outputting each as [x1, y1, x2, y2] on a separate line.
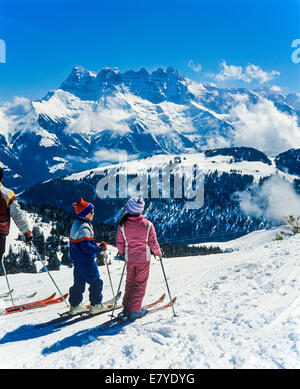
[69, 260, 103, 306]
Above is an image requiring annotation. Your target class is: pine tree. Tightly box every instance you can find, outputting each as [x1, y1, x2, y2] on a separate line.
[45, 232, 60, 257]
[61, 245, 72, 267]
[96, 251, 106, 266]
[1, 245, 19, 274]
[48, 251, 60, 271]
[32, 226, 46, 260]
[285, 215, 300, 234]
[18, 248, 36, 273]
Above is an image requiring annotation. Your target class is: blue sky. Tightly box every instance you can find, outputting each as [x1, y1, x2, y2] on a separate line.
[0, 0, 299, 101]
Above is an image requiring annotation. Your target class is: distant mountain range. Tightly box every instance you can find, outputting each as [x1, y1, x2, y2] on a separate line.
[0, 66, 299, 192]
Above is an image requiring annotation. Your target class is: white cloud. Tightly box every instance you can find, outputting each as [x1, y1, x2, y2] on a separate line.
[244, 64, 280, 84]
[230, 97, 300, 155]
[0, 96, 33, 137]
[237, 175, 300, 222]
[205, 134, 231, 149]
[210, 61, 279, 85]
[93, 148, 139, 163]
[68, 108, 134, 134]
[3, 96, 32, 116]
[188, 59, 202, 73]
[269, 85, 282, 92]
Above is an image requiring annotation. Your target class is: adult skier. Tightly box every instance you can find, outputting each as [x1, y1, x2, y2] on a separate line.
[0, 167, 33, 267]
[116, 197, 162, 321]
[68, 197, 108, 315]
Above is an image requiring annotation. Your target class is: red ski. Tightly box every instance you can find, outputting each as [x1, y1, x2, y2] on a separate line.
[35, 291, 123, 329]
[1, 293, 68, 315]
[3, 293, 56, 314]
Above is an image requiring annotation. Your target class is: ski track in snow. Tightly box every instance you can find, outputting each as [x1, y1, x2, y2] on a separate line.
[1, 226, 300, 368]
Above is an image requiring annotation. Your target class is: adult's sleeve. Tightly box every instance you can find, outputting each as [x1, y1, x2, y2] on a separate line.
[9, 197, 30, 234]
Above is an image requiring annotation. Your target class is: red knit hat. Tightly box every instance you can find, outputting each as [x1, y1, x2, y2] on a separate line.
[72, 198, 94, 217]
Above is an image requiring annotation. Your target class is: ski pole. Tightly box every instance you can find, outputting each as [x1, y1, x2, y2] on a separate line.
[158, 256, 178, 317]
[104, 252, 115, 303]
[1, 257, 14, 306]
[31, 243, 69, 308]
[110, 259, 126, 319]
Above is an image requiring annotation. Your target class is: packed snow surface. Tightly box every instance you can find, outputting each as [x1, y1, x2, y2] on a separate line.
[1, 221, 300, 369]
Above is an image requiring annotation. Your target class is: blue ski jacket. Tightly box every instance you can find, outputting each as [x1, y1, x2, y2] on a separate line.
[69, 216, 100, 263]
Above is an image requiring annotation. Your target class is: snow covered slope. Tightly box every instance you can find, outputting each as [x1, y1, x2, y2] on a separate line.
[62, 149, 297, 184]
[1, 229, 300, 368]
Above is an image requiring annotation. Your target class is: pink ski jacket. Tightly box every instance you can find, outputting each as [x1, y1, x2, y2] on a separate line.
[116, 215, 162, 263]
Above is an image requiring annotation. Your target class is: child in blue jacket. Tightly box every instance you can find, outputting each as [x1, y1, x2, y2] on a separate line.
[69, 198, 107, 315]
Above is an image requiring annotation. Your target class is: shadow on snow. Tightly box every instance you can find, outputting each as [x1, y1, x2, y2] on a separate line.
[0, 324, 61, 344]
[42, 321, 132, 355]
[0, 320, 132, 355]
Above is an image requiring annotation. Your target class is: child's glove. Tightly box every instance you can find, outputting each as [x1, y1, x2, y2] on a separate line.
[98, 241, 107, 251]
[24, 232, 33, 244]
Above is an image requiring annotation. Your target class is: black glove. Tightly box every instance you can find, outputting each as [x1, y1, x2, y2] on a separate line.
[115, 253, 126, 261]
[24, 232, 33, 244]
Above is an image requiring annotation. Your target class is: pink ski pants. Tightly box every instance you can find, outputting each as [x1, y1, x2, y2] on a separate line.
[122, 261, 150, 312]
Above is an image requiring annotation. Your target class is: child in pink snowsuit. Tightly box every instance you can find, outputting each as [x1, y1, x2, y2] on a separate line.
[116, 197, 162, 320]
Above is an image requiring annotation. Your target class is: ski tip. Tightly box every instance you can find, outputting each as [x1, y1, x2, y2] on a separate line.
[0, 289, 14, 298]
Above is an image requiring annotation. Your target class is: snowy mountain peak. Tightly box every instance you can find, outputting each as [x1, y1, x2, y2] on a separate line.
[95, 67, 122, 83]
[152, 66, 184, 80]
[60, 66, 98, 95]
[59, 65, 191, 103]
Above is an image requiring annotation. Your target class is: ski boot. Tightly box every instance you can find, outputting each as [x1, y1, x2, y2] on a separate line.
[69, 303, 86, 315]
[128, 308, 148, 321]
[89, 303, 109, 315]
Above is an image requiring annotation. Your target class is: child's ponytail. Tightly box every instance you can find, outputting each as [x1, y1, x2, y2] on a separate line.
[119, 212, 130, 226]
